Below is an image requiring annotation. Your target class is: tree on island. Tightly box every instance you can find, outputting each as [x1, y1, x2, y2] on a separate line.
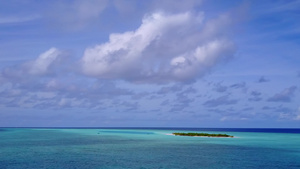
[173, 132, 234, 138]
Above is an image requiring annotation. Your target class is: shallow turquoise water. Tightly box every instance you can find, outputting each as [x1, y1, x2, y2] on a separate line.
[0, 128, 300, 169]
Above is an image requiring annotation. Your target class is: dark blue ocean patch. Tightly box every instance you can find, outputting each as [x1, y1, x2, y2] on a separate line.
[123, 128, 300, 134]
[23, 127, 300, 134]
[99, 130, 154, 135]
[0, 128, 8, 132]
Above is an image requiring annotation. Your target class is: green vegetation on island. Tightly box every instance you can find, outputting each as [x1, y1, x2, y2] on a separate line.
[173, 132, 234, 138]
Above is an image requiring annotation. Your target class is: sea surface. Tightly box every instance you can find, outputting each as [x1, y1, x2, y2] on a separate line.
[0, 128, 300, 169]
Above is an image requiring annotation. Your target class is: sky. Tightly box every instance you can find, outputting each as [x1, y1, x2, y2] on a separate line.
[0, 0, 299, 128]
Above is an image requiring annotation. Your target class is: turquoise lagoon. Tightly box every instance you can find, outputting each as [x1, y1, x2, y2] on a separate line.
[0, 128, 300, 169]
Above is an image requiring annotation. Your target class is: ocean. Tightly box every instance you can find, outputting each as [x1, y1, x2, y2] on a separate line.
[0, 128, 300, 169]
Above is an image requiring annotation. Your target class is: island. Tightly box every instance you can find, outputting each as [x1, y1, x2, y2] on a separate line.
[172, 132, 234, 138]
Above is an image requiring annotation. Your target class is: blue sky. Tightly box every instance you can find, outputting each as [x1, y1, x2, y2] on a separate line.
[0, 0, 299, 127]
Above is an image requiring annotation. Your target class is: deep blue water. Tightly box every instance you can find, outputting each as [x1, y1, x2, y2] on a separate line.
[96, 127, 300, 133]
[0, 128, 300, 169]
[10, 127, 300, 133]
[152, 128, 300, 133]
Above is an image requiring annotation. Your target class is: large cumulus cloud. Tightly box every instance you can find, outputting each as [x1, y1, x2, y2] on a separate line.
[81, 11, 236, 83]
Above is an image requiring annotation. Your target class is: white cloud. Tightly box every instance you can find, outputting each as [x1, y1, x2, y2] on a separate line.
[1, 48, 66, 82]
[81, 11, 236, 83]
[277, 107, 300, 121]
[220, 116, 248, 121]
[171, 39, 234, 81]
[26, 48, 62, 75]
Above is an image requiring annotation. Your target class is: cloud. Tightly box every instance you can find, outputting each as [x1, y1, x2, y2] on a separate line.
[267, 86, 297, 102]
[81, 11, 236, 83]
[251, 91, 261, 97]
[179, 86, 197, 95]
[157, 84, 183, 95]
[25, 48, 64, 76]
[220, 116, 248, 122]
[261, 105, 300, 121]
[0, 15, 40, 24]
[131, 92, 149, 100]
[48, 0, 108, 30]
[248, 90, 262, 102]
[160, 99, 170, 106]
[156, 85, 196, 112]
[242, 107, 254, 111]
[1, 48, 67, 82]
[262, 106, 274, 110]
[0, 78, 134, 109]
[151, 0, 203, 13]
[203, 95, 238, 107]
[230, 82, 246, 89]
[275, 106, 293, 113]
[208, 107, 251, 121]
[113, 0, 137, 15]
[169, 95, 194, 112]
[295, 107, 300, 120]
[248, 97, 262, 102]
[213, 82, 228, 93]
[258, 76, 270, 83]
[277, 107, 300, 121]
[119, 101, 139, 111]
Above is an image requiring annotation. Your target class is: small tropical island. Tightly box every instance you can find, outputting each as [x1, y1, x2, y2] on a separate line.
[173, 132, 234, 138]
